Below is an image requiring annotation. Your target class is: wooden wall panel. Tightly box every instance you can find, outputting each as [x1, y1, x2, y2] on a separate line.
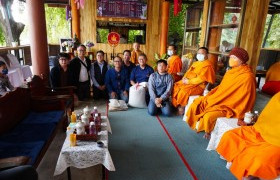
[240, 0, 270, 72]
[79, 0, 163, 64]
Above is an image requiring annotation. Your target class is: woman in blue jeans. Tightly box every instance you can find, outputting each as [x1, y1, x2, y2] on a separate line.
[148, 59, 174, 116]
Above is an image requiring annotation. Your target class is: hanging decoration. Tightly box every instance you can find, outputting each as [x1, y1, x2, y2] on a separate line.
[75, 0, 85, 9]
[66, 5, 71, 20]
[174, 0, 182, 16]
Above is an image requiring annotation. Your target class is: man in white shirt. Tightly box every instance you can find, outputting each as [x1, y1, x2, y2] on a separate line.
[69, 45, 91, 101]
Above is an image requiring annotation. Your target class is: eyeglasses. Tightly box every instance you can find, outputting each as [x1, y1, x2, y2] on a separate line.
[114, 61, 121, 63]
[59, 58, 68, 61]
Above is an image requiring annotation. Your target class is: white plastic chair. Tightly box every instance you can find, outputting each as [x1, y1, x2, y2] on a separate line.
[6, 54, 32, 80]
[0, 56, 24, 87]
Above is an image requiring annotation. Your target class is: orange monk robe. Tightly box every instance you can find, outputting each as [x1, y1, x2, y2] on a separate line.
[186, 65, 256, 133]
[167, 55, 182, 82]
[131, 50, 143, 65]
[217, 92, 280, 180]
[265, 61, 280, 82]
[172, 59, 215, 107]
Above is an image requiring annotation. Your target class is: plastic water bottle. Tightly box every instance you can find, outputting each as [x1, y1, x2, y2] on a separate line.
[92, 106, 98, 116]
[253, 111, 259, 123]
[89, 122, 96, 135]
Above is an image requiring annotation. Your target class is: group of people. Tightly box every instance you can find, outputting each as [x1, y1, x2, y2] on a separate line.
[1, 41, 279, 179]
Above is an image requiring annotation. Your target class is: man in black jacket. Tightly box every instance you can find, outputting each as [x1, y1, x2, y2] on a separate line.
[90, 50, 110, 100]
[69, 45, 91, 101]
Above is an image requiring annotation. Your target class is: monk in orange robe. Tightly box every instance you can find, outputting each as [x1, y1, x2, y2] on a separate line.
[167, 45, 182, 82]
[262, 61, 280, 95]
[131, 42, 143, 65]
[172, 47, 215, 113]
[217, 92, 280, 180]
[186, 47, 256, 139]
[265, 61, 280, 82]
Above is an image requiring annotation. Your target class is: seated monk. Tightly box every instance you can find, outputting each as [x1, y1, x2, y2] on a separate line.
[172, 47, 215, 114]
[216, 92, 280, 180]
[167, 45, 182, 82]
[262, 61, 280, 96]
[186, 47, 256, 139]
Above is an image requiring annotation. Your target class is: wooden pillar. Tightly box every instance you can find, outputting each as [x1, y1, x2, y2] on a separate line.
[240, 0, 270, 72]
[71, 0, 80, 39]
[207, 1, 226, 72]
[26, 0, 49, 77]
[200, 0, 210, 47]
[160, 1, 170, 56]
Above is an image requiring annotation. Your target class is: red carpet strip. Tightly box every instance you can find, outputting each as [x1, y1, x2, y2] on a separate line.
[156, 115, 198, 180]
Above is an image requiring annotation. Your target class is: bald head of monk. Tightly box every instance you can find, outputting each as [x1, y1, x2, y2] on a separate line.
[229, 47, 249, 68]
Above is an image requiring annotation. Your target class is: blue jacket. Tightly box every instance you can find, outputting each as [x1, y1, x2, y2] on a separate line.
[130, 65, 154, 83]
[105, 67, 130, 94]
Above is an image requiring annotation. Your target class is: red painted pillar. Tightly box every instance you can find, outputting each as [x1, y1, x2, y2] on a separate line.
[26, 0, 49, 77]
[71, 0, 80, 39]
[160, 1, 170, 56]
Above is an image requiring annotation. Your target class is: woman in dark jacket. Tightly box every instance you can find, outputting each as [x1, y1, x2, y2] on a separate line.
[50, 53, 71, 88]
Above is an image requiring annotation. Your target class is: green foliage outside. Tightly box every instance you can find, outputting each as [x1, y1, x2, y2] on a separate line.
[220, 13, 239, 45]
[168, 4, 188, 54]
[97, 28, 109, 43]
[262, 14, 280, 48]
[45, 5, 70, 44]
[128, 30, 143, 43]
[0, 26, 6, 46]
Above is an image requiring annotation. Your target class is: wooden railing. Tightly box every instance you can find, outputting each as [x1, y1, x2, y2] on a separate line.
[0, 45, 31, 66]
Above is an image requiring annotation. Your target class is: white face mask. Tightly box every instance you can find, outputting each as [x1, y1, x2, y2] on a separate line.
[167, 50, 174, 56]
[196, 54, 205, 61]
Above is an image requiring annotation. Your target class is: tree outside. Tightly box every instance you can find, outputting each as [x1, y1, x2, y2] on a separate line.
[262, 14, 280, 48]
[168, 4, 188, 55]
[45, 5, 71, 44]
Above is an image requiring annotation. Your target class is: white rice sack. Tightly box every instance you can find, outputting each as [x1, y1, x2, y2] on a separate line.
[128, 84, 147, 108]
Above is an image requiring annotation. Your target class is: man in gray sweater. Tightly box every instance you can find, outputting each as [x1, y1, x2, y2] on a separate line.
[148, 59, 174, 116]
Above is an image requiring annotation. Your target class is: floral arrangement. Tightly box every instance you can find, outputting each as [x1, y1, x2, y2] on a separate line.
[62, 40, 74, 48]
[184, 53, 193, 60]
[84, 41, 94, 48]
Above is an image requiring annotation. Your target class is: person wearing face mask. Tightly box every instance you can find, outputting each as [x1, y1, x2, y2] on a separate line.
[172, 47, 215, 115]
[186, 47, 256, 139]
[217, 92, 280, 180]
[0, 61, 14, 96]
[167, 45, 182, 82]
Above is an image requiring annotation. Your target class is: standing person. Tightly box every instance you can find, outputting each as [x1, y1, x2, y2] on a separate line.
[69, 45, 91, 101]
[105, 56, 130, 103]
[122, 50, 136, 78]
[131, 42, 143, 65]
[148, 59, 173, 116]
[186, 47, 256, 139]
[0, 61, 14, 96]
[167, 45, 182, 82]
[172, 47, 215, 115]
[50, 53, 71, 88]
[90, 50, 110, 100]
